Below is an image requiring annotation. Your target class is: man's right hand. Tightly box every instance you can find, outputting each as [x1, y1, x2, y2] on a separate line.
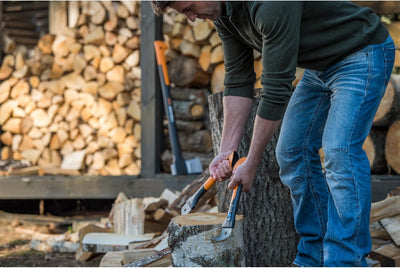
[209, 151, 234, 182]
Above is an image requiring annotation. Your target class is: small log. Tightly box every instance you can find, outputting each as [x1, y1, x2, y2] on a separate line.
[0, 64, 13, 80]
[211, 63, 225, 94]
[132, 234, 168, 250]
[373, 77, 400, 127]
[6, 166, 39, 176]
[100, 251, 123, 267]
[173, 100, 205, 121]
[210, 45, 224, 65]
[371, 195, 400, 223]
[170, 87, 208, 105]
[113, 198, 145, 235]
[370, 221, 391, 240]
[370, 243, 400, 267]
[192, 21, 213, 43]
[153, 209, 173, 224]
[380, 214, 400, 246]
[168, 55, 210, 88]
[199, 46, 212, 72]
[168, 213, 245, 267]
[175, 120, 204, 134]
[164, 130, 213, 153]
[385, 120, 400, 174]
[144, 199, 168, 213]
[125, 248, 171, 267]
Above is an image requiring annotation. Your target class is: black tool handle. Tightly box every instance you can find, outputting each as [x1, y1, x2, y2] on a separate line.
[187, 186, 207, 210]
[221, 184, 242, 228]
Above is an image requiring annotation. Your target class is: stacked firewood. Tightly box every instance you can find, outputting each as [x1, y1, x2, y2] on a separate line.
[0, 1, 142, 175]
[370, 188, 400, 266]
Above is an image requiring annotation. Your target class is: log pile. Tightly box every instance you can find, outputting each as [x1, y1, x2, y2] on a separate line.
[370, 189, 400, 266]
[0, 1, 142, 175]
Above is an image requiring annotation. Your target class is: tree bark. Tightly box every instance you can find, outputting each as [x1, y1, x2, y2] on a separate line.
[168, 213, 245, 267]
[208, 91, 298, 266]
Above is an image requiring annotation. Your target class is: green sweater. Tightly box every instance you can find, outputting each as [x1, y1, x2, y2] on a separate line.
[213, 1, 388, 120]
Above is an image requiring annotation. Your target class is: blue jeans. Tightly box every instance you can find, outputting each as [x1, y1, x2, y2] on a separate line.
[276, 35, 395, 267]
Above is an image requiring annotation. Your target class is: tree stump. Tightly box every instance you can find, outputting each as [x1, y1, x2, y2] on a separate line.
[208, 90, 298, 266]
[168, 213, 245, 267]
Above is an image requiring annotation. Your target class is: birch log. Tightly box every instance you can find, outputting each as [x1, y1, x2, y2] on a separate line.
[168, 213, 245, 267]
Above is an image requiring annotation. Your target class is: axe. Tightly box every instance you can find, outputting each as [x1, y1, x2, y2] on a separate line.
[154, 40, 203, 175]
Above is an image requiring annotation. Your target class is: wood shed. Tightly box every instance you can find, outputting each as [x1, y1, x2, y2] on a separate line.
[0, 1, 398, 202]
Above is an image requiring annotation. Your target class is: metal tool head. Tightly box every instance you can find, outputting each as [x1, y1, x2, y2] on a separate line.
[212, 228, 232, 242]
[181, 203, 191, 215]
[185, 157, 203, 174]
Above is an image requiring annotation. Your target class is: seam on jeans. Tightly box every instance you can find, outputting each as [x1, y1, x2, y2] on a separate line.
[303, 90, 329, 265]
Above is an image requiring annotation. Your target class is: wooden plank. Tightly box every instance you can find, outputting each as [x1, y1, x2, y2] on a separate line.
[125, 248, 171, 267]
[370, 243, 400, 267]
[82, 233, 154, 253]
[140, 1, 163, 178]
[49, 1, 67, 35]
[4, 2, 49, 12]
[5, 28, 40, 38]
[380, 215, 400, 246]
[100, 251, 123, 267]
[371, 196, 400, 223]
[0, 175, 196, 199]
[0, 210, 74, 225]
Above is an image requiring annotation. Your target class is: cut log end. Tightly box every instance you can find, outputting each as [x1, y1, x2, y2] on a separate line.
[385, 120, 400, 174]
[168, 212, 245, 267]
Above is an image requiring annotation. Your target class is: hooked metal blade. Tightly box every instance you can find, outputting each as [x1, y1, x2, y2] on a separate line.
[212, 228, 232, 242]
[181, 203, 192, 215]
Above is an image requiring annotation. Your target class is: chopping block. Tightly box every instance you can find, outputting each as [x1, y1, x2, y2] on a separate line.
[168, 212, 245, 267]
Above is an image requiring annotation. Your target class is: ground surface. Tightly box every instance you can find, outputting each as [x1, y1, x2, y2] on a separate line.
[0, 200, 115, 268]
[0, 218, 103, 267]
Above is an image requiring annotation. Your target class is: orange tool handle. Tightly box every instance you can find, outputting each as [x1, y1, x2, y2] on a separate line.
[154, 40, 170, 86]
[230, 157, 247, 201]
[204, 151, 239, 190]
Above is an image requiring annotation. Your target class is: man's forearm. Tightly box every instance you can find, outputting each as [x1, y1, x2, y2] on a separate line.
[246, 115, 281, 170]
[220, 96, 253, 153]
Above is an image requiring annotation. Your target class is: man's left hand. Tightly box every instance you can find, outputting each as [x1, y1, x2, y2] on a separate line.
[227, 160, 256, 192]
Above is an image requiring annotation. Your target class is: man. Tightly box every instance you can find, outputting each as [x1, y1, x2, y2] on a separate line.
[152, 1, 395, 266]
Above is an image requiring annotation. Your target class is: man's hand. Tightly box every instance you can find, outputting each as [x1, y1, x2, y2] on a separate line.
[209, 151, 234, 182]
[228, 160, 256, 192]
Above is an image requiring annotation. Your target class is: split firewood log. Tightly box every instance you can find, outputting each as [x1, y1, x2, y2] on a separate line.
[168, 213, 245, 267]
